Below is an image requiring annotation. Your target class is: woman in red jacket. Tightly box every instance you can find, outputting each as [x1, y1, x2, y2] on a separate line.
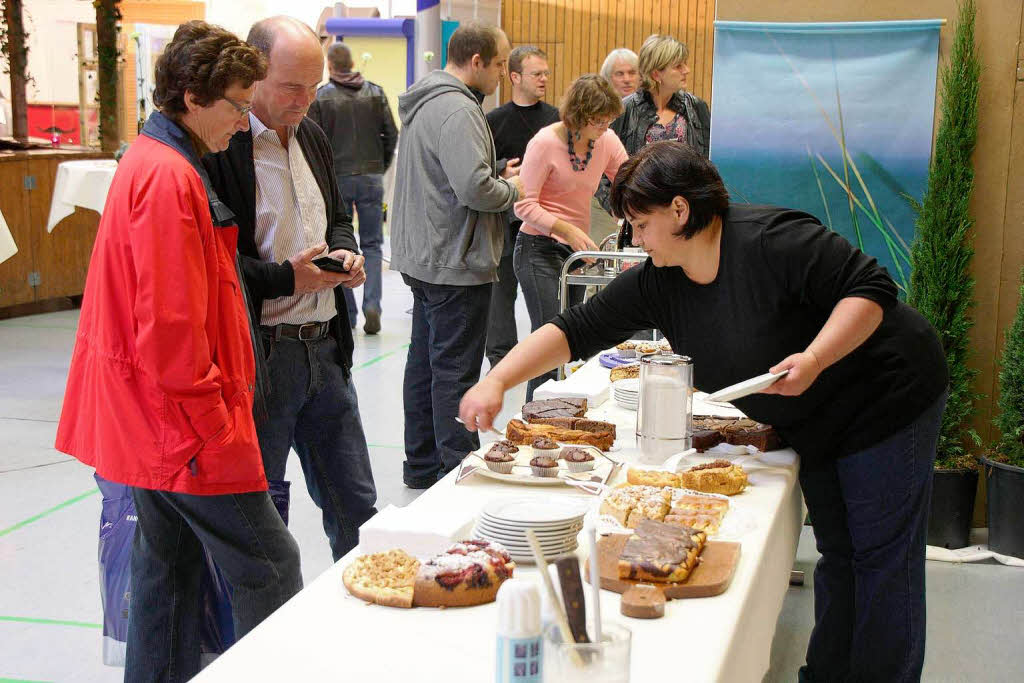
[55, 22, 301, 682]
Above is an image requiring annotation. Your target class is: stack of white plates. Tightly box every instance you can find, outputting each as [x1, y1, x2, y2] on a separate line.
[613, 377, 640, 410]
[473, 497, 589, 564]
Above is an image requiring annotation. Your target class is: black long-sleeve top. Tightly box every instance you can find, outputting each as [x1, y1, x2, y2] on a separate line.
[486, 100, 560, 175]
[552, 204, 948, 464]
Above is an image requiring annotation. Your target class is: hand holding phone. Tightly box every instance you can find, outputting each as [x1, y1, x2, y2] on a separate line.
[312, 255, 350, 273]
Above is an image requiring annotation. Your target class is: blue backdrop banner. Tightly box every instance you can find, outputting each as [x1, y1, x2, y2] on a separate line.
[709, 21, 942, 294]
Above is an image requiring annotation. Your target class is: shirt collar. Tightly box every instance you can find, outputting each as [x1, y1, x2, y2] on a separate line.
[248, 111, 295, 143]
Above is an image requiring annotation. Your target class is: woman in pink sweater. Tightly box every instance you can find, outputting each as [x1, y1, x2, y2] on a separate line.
[513, 74, 627, 399]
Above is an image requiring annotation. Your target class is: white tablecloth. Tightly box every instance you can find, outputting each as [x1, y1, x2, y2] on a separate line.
[45, 159, 118, 232]
[195, 363, 804, 683]
[0, 207, 16, 265]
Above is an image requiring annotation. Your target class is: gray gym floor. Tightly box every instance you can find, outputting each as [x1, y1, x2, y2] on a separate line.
[1, 267, 1020, 682]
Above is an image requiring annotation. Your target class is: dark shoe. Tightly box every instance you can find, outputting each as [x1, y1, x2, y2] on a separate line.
[403, 475, 436, 490]
[363, 308, 381, 335]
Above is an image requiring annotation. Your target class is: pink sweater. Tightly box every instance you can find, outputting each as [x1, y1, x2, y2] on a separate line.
[514, 125, 627, 244]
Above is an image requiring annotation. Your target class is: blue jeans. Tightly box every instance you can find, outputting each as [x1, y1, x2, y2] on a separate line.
[339, 174, 384, 319]
[258, 328, 378, 561]
[126, 488, 302, 683]
[798, 389, 947, 683]
[401, 274, 491, 484]
[513, 232, 583, 401]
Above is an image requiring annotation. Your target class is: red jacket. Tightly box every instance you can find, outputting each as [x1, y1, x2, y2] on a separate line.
[56, 132, 267, 495]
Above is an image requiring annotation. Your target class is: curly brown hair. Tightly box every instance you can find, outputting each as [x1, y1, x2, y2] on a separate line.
[154, 21, 267, 117]
[559, 74, 624, 132]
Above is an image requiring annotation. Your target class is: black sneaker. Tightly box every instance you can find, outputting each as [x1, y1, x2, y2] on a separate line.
[403, 475, 437, 490]
[363, 308, 381, 335]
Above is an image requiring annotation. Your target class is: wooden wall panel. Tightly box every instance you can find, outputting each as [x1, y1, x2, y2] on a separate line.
[0, 158, 35, 307]
[501, 0, 715, 106]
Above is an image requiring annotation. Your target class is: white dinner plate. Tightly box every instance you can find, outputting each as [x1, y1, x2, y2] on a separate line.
[706, 370, 789, 403]
[475, 521, 581, 540]
[482, 497, 590, 524]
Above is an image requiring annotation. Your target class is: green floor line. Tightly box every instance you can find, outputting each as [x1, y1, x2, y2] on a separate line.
[0, 488, 99, 538]
[0, 615, 101, 629]
[351, 343, 409, 371]
[0, 677, 56, 683]
[367, 443, 404, 449]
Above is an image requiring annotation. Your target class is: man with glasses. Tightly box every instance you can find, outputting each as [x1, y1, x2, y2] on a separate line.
[203, 16, 378, 562]
[483, 46, 560, 370]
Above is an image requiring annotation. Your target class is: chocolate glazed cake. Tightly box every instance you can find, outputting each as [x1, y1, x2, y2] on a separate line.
[521, 397, 587, 421]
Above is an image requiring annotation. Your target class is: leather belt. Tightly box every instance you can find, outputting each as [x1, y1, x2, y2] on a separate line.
[261, 320, 331, 341]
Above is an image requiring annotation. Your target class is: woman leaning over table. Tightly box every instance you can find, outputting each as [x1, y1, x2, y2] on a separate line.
[512, 74, 627, 401]
[461, 141, 949, 683]
[55, 21, 302, 682]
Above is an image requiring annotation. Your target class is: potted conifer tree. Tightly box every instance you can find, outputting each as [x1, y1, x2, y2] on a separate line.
[982, 269, 1024, 557]
[907, 0, 981, 549]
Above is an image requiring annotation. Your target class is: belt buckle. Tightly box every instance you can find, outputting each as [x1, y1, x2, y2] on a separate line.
[297, 322, 321, 341]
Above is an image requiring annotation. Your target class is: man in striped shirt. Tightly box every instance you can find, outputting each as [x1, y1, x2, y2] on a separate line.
[204, 16, 378, 561]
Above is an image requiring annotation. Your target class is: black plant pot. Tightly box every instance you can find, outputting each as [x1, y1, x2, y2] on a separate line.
[927, 468, 978, 549]
[981, 456, 1024, 559]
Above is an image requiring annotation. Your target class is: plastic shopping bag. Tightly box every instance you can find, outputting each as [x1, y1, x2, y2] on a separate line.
[95, 475, 291, 666]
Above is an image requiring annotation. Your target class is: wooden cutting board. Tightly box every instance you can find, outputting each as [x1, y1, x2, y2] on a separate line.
[585, 534, 741, 618]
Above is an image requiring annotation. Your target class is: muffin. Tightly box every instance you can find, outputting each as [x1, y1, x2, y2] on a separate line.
[616, 341, 637, 358]
[530, 455, 560, 477]
[531, 437, 559, 451]
[483, 445, 516, 474]
[561, 447, 596, 473]
[489, 440, 519, 455]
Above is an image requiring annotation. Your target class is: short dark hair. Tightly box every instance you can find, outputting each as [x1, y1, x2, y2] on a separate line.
[447, 22, 505, 68]
[559, 74, 623, 131]
[610, 141, 730, 239]
[509, 45, 547, 74]
[153, 21, 267, 117]
[246, 16, 320, 58]
[327, 42, 354, 72]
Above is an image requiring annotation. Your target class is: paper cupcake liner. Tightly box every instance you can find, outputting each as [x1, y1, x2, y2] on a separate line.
[566, 459, 596, 473]
[484, 459, 516, 474]
[531, 465, 560, 478]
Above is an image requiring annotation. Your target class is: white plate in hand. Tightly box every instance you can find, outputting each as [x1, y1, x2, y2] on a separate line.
[706, 370, 789, 403]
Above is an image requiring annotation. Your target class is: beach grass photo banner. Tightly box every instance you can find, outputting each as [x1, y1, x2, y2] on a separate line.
[710, 21, 943, 295]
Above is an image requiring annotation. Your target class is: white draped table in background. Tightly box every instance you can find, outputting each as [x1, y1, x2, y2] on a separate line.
[195, 355, 805, 683]
[45, 159, 118, 232]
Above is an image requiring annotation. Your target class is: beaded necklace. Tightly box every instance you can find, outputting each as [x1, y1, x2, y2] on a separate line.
[568, 131, 595, 172]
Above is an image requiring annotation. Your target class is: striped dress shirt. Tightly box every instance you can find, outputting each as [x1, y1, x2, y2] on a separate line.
[250, 112, 336, 326]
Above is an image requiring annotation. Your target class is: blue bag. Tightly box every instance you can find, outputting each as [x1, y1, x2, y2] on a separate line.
[95, 474, 291, 666]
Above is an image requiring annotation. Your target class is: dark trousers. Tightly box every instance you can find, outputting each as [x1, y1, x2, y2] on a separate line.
[257, 328, 378, 561]
[126, 488, 302, 683]
[513, 232, 584, 401]
[338, 174, 384, 319]
[486, 219, 521, 368]
[798, 389, 947, 683]
[401, 274, 491, 485]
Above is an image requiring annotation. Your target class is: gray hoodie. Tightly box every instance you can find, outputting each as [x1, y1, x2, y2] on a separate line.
[390, 70, 518, 286]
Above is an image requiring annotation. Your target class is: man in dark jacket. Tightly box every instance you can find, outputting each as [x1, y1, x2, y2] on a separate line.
[203, 16, 378, 561]
[308, 42, 398, 335]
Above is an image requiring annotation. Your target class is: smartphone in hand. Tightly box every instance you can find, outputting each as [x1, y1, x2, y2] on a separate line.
[312, 255, 350, 273]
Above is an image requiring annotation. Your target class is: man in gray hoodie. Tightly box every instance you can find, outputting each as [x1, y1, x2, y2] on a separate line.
[391, 22, 521, 488]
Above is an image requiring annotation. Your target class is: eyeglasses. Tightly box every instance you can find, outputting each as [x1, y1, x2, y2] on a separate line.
[517, 70, 551, 79]
[589, 118, 612, 129]
[222, 95, 254, 118]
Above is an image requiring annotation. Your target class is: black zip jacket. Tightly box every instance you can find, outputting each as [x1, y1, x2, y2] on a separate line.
[308, 78, 398, 176]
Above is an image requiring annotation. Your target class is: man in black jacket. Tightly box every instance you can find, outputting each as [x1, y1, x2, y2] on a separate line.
[483, 45, 559, 369]
[309, 42, 398, 335]
[203, 16, 378, 561]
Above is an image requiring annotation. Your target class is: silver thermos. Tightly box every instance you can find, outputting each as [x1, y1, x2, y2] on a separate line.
[635, 354, 693, 464]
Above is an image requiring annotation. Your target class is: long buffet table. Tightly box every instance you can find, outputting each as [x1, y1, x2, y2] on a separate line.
[195, 358, 805, 683]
